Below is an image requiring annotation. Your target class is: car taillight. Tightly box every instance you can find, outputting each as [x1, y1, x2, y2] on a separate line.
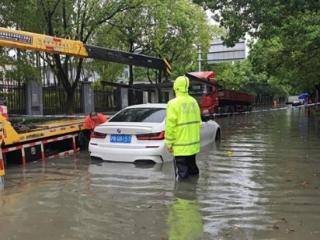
[91, 131, 107, 139]
[137, 131, 165, 140]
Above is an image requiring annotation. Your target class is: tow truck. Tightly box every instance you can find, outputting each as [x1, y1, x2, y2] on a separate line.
[0, 27, 171, 180]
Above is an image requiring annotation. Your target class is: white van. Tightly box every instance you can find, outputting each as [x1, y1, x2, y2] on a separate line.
[286, 95, 303, 106]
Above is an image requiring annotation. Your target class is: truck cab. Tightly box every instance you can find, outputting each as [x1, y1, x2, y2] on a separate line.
[188, 71, 219, 115]
[187, 71, 254, 115]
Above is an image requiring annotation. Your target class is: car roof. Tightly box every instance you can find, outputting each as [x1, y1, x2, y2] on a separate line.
[125, 103, 167, 109]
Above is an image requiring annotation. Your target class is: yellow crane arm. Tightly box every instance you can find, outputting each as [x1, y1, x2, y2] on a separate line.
[0, 27, 89, 57]
[0, 27, 171, 72]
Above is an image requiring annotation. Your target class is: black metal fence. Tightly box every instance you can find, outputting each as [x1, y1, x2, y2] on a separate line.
[43, 84, 83, 115]
[2, 79, 287, 116]
[129, 88, 160, 105]
[94, 85, 121, 113]
[0, 80, 26, 114]
[254, 95, 274, 106]
[128, 88, 144, 105]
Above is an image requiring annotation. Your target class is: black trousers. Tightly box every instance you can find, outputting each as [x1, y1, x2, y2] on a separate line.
[79, 129, 92, 150]
[174, 154, 199, 180]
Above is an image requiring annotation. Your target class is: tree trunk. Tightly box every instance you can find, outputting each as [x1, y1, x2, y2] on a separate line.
[52, 55, 83, 114]
[56, 72, 76, 114]
[65, 90, 75, 114]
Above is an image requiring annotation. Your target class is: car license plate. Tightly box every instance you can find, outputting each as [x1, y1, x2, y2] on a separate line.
[110, 134, 131, 143]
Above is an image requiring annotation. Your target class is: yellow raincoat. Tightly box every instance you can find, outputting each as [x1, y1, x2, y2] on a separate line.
[165, 76, 201, 156]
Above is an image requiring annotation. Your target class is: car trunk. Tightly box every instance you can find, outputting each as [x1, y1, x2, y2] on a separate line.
[95, 122, 157, 135]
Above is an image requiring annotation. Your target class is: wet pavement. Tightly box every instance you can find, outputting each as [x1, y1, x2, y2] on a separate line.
[1, 107, 320, 240]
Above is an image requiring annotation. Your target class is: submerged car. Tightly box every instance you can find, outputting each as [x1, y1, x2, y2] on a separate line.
[89, 104, 220, 164]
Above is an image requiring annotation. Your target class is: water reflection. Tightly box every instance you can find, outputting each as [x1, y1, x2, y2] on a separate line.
[168, 178, 203, 240]
[71, 160, 176, 240]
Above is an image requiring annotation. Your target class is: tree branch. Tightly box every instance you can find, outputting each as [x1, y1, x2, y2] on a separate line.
[39, 0, 49, 23]
[62, 0, 68, 35]
[83, 5, 135, 43]
[50, 0, 62, 16]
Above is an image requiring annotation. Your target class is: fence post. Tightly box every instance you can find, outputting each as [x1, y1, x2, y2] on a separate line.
[120, 87, 128, 109]
[81, 81, 94, 114]
[26, 81, 43, 115]
[152, 91, 159, 103]
[143, 91, 149, 104]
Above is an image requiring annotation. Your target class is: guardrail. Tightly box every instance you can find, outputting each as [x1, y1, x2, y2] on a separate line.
[203, 103, 320, 118]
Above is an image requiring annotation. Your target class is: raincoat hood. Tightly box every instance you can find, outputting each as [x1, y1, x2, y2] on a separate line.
[173, 76, 189, 95]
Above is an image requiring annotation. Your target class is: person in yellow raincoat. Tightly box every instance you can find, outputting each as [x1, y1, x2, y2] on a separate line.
[165, 76, 202, 181]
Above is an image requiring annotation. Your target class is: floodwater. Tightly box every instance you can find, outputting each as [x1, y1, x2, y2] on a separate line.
[1, 107, 320, 240]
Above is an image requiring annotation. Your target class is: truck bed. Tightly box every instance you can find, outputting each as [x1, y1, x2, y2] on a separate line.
[14, 119, 83, 133]
[218, 90, 255, 105]
[1, 116, 84, 146]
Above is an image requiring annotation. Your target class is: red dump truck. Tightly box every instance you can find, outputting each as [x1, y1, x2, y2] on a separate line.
[187, 71, 255, 115]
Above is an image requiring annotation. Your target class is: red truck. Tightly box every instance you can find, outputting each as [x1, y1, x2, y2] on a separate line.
[187, 71, 255, 115]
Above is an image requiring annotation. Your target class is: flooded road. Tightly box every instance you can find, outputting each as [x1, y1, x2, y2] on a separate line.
[1, 107, 320, 240]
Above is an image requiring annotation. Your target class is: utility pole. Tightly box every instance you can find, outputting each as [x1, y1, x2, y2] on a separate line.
[198, 45, 202, 71]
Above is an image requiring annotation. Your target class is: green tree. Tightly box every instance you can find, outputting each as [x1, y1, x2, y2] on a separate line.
[95, 0, 215, 103]
[194, 0, 320, 45]
[210, 60, 288, 99]
[148, 0, 214, 76]
[96, 0, 155, 104]
[1, 0, 135, 113]
[195, 0, 320, 99]
[0, 0, 42, 87]
[38, 0, 137, 113]
[101, 0, 215, 77]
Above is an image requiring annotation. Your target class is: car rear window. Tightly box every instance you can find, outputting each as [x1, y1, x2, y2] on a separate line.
[109, 108, 166, 123]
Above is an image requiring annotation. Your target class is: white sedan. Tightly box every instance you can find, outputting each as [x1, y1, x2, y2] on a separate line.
[89, 104, 220, 164]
